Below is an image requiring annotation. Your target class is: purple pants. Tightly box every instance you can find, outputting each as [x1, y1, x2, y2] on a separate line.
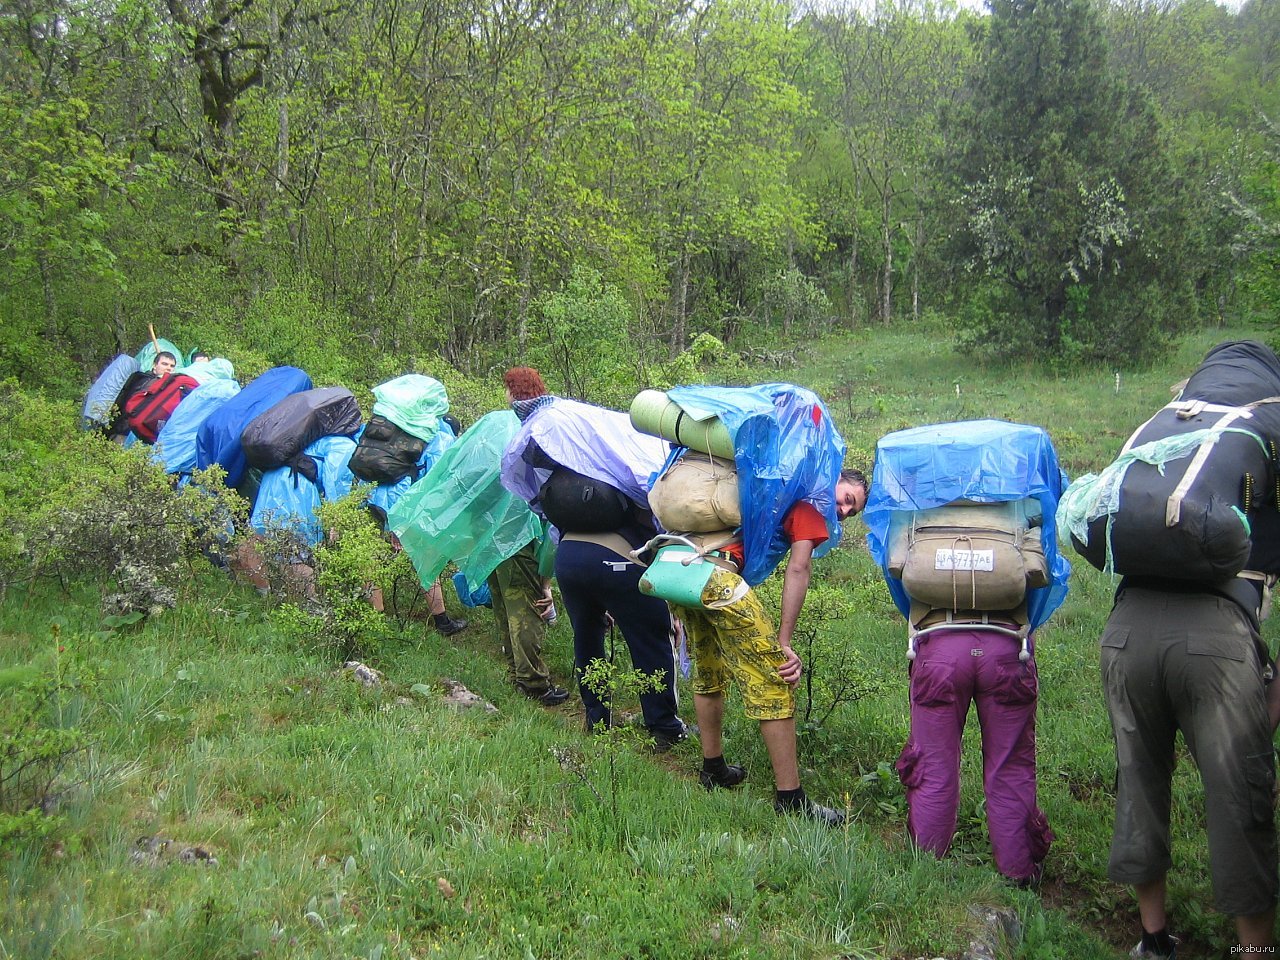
[895, 627, 1053, 882]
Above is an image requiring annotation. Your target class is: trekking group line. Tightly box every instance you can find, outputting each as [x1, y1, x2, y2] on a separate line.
[82, 338, 1280, 954]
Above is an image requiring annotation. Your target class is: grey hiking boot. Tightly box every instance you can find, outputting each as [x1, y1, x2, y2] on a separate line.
[1129, 934, 1178, 959]
[774, 796, 846, 828]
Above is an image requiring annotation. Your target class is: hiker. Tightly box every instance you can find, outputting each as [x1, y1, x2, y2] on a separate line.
[501, 370, 687, 745]
[152, 351, 178, 376]
[864, 420, 1070, 885]
[1062, 341, 1280, 956]
[631, 384, 865, 824]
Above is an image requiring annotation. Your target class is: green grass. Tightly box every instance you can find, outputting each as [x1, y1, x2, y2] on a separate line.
[3, 323, 1274, 959]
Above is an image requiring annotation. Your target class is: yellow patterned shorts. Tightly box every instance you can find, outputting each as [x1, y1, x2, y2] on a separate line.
[674, 567, 795, 721]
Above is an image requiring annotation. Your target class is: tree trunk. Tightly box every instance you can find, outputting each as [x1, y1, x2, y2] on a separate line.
[881, 190, 892, 325]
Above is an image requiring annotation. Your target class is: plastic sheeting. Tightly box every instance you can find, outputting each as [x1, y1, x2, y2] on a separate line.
[864, 419, 1071, 631]
[371, 374, 449, 442]
[81, 354, 140, 428]
[136, 338, 182, 373]
[659, 384, 848, 586]
[196, 366, 312, 487]
[178, 358, 235, 385]
[151, 379, 242, 475]
[500, 398, 670, 522]
[250, 435, 358, 545]
[390, 411, 546, 591]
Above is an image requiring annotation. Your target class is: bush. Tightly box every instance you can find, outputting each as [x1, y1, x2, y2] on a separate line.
[0, 641, 96, 848]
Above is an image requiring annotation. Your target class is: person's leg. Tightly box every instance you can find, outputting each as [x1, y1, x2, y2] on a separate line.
[1100, 591, 1179, 896]
[694, 691, 725, 759]
[555, 542, 610, 729]
[897, 631, 973, 858]
[972, 633, 1050, 882]
[683, 606, 743, 789]
[1235, 907, 1277, 950]
[1170, 596, 1278, 930]
[491, 545, 554, 696]
[759, 717, 799, 790]
[602, 564, 681, 740]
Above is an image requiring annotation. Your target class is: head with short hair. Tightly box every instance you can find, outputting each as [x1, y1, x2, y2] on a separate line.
[191, 350, 211, 363]
[503, 366, 547, 401]
[835, 467, 869, 520]
[152, 351, 177, 376]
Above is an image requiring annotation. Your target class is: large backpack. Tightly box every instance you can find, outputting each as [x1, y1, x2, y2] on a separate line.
[196, 366, 313, 488]
[538, 467, 634, 533]
[122, 374, 200, 444]
[1062, 341, 1280, 581]
[648, 451, 741, 533]
[240, 387, 362, 486]
[81, 354, 141, 431]
[348, 414, 428, 485]
[886, 499, 1048, 612]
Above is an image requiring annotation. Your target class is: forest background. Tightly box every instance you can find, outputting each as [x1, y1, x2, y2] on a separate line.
[4, 0, 1280, 399]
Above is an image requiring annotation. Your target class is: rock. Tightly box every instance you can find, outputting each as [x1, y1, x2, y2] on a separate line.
[440, 678, 498, 713]
[340, 661, 382, 686]
[961, 905, 1022, 960]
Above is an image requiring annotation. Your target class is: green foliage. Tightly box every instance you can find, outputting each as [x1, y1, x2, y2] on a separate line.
[525, 265, 637, 406]
[0, 636, 95, 848]
[289, 490, 415, 661]
[945, 0, 1200, 364]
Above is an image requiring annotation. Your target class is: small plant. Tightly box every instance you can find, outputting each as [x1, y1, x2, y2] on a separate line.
[0, 628, 96, 848]
[555, 645, 664, 842]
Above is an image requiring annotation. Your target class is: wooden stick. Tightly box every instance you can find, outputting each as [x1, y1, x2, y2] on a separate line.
[148, 323, 160, 353]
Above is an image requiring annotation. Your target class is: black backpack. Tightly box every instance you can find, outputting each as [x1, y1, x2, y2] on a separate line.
[539, 468, 633, 533]
[240, 387, 362, 485]
[348, 414, 427, 485]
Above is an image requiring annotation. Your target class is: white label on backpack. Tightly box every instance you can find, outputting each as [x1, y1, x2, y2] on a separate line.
[934, 549, 995, 572]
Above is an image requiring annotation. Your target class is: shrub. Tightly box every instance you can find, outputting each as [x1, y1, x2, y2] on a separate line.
[0, 638, 96, 848]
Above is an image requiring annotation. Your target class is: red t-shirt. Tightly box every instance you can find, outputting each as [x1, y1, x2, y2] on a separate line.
[723, 500, 828, 569]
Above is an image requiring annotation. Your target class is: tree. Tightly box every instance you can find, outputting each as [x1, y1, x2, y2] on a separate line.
[944, 0, 1200, 364]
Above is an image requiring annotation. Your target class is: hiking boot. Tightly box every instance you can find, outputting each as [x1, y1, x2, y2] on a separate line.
[526, 684, 569, 707]
[436, 616, 468, 637]
[699, 763, 747, 790]
[1129, 935, 1178, 959]
[774, 796, 846, 828]
[650, 721, 695, 753]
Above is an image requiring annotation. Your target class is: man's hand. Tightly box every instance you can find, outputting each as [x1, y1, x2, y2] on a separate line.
[778, 645, 803, 685]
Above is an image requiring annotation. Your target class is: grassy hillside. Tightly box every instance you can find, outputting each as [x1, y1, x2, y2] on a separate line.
[1, 324, 1271, 959]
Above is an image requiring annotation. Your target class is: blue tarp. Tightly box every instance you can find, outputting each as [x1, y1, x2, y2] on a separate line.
[82, 354, 140, 429]
[250, 435, 358, 544]
[663, 384, 848, 586]
[151, 379, 242, 475]
[864, 419, 1071, 631]
[196, 366, 312, 487]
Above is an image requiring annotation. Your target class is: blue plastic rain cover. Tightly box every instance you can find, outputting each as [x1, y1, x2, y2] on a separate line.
[663, 384, 848, 586]
[389, 411, 545, 591]
[151, 379, 241, 475]
[196, 366, 312, 487]
[250, 434, 357, 544]
[82, 354, 140, 428]
[501, 398, 670, 517]
[864, 419, 1071, 631]
[361, 420, 456, 517]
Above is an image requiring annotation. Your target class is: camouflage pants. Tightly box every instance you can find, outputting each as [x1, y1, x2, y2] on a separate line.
[487, 542, 551, 695]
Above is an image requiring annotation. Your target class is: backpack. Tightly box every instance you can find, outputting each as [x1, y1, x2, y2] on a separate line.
[81, 354, 140, 431]
[196, 366, 314, 488]
[648, 451, 741, 533]
[886, 499, 1048, 612]
[122, 374, 200, 444]
[538, 467, 633, 533]
[240, 387, 362, 486]
[1065, 400, 1279, 581]
[348, 414, 427, 485]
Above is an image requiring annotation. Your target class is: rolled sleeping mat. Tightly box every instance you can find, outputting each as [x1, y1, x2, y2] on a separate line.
[629, 389, 734, 460]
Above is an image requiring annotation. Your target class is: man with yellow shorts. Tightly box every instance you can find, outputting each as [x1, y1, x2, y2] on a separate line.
[675, 470, 867, 825]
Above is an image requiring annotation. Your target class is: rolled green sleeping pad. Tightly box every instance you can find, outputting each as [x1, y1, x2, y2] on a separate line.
[629, 389, 735, 459]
